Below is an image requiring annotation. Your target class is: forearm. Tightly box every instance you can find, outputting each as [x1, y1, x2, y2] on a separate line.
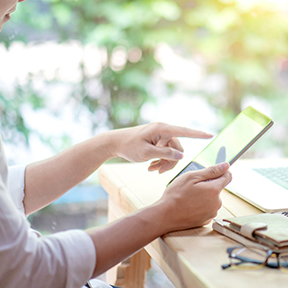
[24, 131, 117, 215]
[86, 201, 169, 277]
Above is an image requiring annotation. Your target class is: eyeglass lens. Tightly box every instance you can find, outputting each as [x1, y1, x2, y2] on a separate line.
[230, 247, 288, 271]
[230, 247, 268, 268]
[279, 253, 288, 270]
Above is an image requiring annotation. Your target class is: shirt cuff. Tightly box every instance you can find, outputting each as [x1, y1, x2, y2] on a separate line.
[8, 165, 26, 213]
[47, 229, 96, 288]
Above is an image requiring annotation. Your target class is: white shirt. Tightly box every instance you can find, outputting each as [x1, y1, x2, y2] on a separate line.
[0, 138, 110, 288]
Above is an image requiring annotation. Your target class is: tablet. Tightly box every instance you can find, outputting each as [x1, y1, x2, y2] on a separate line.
[168, 106, 274, 185]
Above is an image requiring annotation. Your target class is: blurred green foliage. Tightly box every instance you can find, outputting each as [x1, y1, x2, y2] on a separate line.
[1, 0, 288, 153]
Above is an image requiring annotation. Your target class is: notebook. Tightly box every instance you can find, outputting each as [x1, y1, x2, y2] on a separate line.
[225, 159, 288, 212]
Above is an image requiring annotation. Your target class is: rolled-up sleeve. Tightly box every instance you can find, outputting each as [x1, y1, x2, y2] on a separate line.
[8, 165, 26, 213]
[0, 191, 96, 288]
[42, 230, 96, 287]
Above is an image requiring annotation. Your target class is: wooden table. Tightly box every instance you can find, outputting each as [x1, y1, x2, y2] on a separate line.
[98, 159, 288, 288]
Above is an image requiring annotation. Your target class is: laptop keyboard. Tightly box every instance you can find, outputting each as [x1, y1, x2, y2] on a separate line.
[253, 167, 288, 190]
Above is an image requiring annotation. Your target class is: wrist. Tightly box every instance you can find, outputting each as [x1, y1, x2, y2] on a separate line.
[141, 201, 175, 236]
[97, 130, 119, 160]
[106, 128, 131, 159]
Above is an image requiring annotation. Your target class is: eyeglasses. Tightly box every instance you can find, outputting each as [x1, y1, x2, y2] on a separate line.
[222, 245, 288, 272]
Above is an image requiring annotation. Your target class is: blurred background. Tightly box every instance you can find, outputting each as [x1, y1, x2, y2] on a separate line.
[1, 0, 288, 286]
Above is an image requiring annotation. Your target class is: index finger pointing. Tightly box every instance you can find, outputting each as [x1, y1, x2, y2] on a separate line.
[161, 124, 213, 139]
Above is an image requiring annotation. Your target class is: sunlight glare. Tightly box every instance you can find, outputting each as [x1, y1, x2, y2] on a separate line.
[236, 0, 288, 12]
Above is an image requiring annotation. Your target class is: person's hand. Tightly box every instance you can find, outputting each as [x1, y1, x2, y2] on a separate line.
[157, 162, 232, 232]
[113, 122, 213, 173]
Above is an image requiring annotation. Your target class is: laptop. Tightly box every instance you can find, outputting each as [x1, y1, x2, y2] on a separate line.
[226, 159, 288, 212]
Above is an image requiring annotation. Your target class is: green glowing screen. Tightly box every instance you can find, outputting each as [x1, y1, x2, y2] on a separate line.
[169, 106, 273, 183]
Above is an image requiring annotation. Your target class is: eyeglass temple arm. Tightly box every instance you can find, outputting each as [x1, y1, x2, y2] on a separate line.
[222, 263, 232, 269]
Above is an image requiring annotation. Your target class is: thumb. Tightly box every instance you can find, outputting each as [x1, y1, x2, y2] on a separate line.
[193, 162, 230, 182]
[150, 146, 184, 161]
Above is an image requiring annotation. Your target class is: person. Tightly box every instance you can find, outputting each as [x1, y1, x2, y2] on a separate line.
[0, 1, 232, 288]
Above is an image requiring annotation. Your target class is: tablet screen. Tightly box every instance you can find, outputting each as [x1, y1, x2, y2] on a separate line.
[169, 106, 273, 183]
